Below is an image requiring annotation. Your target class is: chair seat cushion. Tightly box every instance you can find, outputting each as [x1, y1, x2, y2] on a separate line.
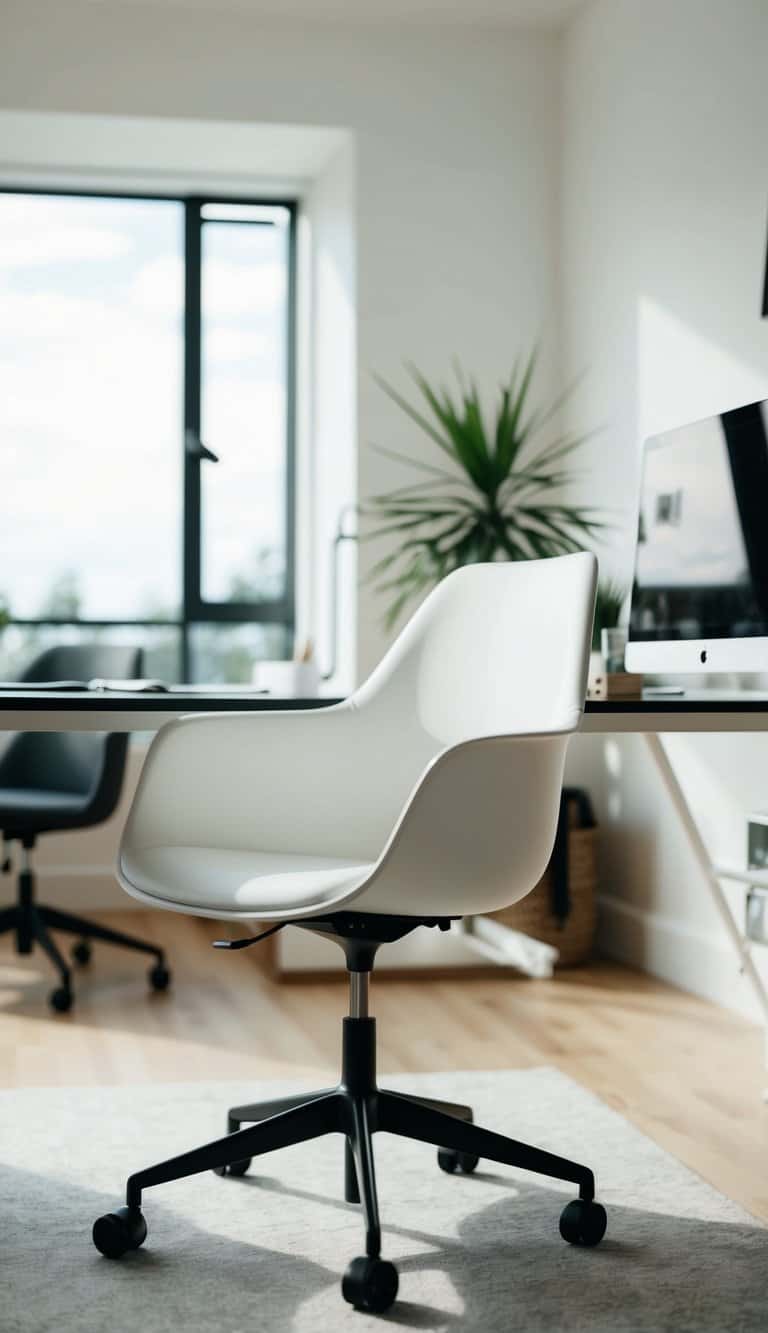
[120, 844, 375, 917]
[0, 787, 90, 829]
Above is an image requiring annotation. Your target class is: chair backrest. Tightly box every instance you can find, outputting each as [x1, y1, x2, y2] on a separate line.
[334, 552, 598, 910]
[0, 643, 143, 824]
[354, 552, 597, 746]
[119, 556, 596, 897]
[21, 644, 141, 685]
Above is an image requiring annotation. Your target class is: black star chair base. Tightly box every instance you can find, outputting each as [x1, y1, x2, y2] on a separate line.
[93, 917, 606, 1314]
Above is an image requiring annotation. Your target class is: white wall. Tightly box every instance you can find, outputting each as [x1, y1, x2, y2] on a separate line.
[0, 3, 561, 906]
[561, 0, 768, 1017]
[0, 0, 562, 680]
[300, 138, 358, 693]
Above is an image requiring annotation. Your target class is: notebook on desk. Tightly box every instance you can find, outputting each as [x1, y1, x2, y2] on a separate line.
[0, 679, 270, 695]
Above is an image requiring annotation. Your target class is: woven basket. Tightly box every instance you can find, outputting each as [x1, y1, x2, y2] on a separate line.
[489, 800, 597, 967]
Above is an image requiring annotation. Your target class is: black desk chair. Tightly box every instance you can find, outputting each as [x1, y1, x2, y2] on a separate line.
[0, 644, 170, 1012]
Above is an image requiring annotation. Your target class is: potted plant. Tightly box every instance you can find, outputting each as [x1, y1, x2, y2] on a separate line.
[591, 579, 627, 672]
[363, 351, 606, 626]
[591, 580, 626, 650]
[361, 354, 609, 969]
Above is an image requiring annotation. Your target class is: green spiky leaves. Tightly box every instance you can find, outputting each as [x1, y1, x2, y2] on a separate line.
[364, 351, 606, 627]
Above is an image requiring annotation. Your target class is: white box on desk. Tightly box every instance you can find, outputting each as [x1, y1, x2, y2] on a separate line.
[252, 661, 320, 697]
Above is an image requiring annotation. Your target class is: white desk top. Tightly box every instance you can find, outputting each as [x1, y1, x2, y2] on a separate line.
[581, 691, 768, 733]
[1, 688, 768, 732]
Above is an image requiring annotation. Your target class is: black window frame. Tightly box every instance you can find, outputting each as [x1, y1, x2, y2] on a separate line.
[0, 184, 298, 681]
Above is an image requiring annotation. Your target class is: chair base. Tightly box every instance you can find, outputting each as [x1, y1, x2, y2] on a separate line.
[92, 937, 606, 1313]
[0, 858, 170, 1012]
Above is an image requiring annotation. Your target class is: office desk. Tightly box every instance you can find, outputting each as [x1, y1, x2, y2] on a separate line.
[0, 690, 338, 732]
[3, 687, 768, 732]
[583, 693, 768, 733]
[2, 687, 767, 1070]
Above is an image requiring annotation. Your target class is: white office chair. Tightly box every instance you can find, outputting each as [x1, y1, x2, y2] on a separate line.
[93, 552, 603, 1314]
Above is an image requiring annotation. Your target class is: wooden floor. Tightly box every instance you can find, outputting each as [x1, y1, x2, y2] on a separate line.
[1, 910, 767, 1222]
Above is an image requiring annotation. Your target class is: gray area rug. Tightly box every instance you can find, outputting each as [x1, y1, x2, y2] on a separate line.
[1, 1067, 764, 1332]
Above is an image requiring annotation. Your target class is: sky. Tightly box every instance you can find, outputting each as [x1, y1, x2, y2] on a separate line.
[0, 191, 289, 622]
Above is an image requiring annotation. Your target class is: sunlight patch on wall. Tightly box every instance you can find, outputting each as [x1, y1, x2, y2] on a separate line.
[637, 296, 768, 444]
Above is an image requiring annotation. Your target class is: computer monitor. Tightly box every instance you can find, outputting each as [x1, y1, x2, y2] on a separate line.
[625, 398, 768, 674]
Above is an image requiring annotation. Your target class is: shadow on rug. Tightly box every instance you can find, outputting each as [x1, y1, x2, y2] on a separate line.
[2, 1068, 763, 1332]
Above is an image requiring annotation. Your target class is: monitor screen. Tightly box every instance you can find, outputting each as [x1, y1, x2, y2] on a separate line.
[628, 400, 768, 657]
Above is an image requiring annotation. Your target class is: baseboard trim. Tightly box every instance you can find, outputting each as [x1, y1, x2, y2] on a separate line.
[598, 891, 766, 1021]
[276, 964, 525, 983]
[7, 868, 137, 913]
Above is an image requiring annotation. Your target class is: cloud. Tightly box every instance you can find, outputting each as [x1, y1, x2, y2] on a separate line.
[203, 259, 285, 318]
[127, 254, 284, 322]
[0, 271, 184, 618]
[0, 195, 134, 266]
[204, 326, 270, 364]
[129, 254, 184, 316]
[0, 283, 126, 340]
[0, 335, 286, 617]
[202, 377, 285, 456]
[0, 196, 288, 621]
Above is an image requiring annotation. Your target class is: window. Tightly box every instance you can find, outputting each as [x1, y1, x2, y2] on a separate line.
[0, 189, 296, 681]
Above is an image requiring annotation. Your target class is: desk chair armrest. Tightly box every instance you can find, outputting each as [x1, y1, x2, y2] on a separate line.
[357, 732, 571, 919]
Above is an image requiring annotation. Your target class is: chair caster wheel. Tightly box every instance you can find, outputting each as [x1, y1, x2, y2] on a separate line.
[148, 962, 171, 992]
[92, 1206, 147, 1259]
[213, 1157, 251, 1177]
[559, 1198, 607, 1247]
[72, 940, 92, 966]
[438, 1147, 479, 1174]
[342, 1256, 399, 1313]
[49, 985, 73, 1013]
